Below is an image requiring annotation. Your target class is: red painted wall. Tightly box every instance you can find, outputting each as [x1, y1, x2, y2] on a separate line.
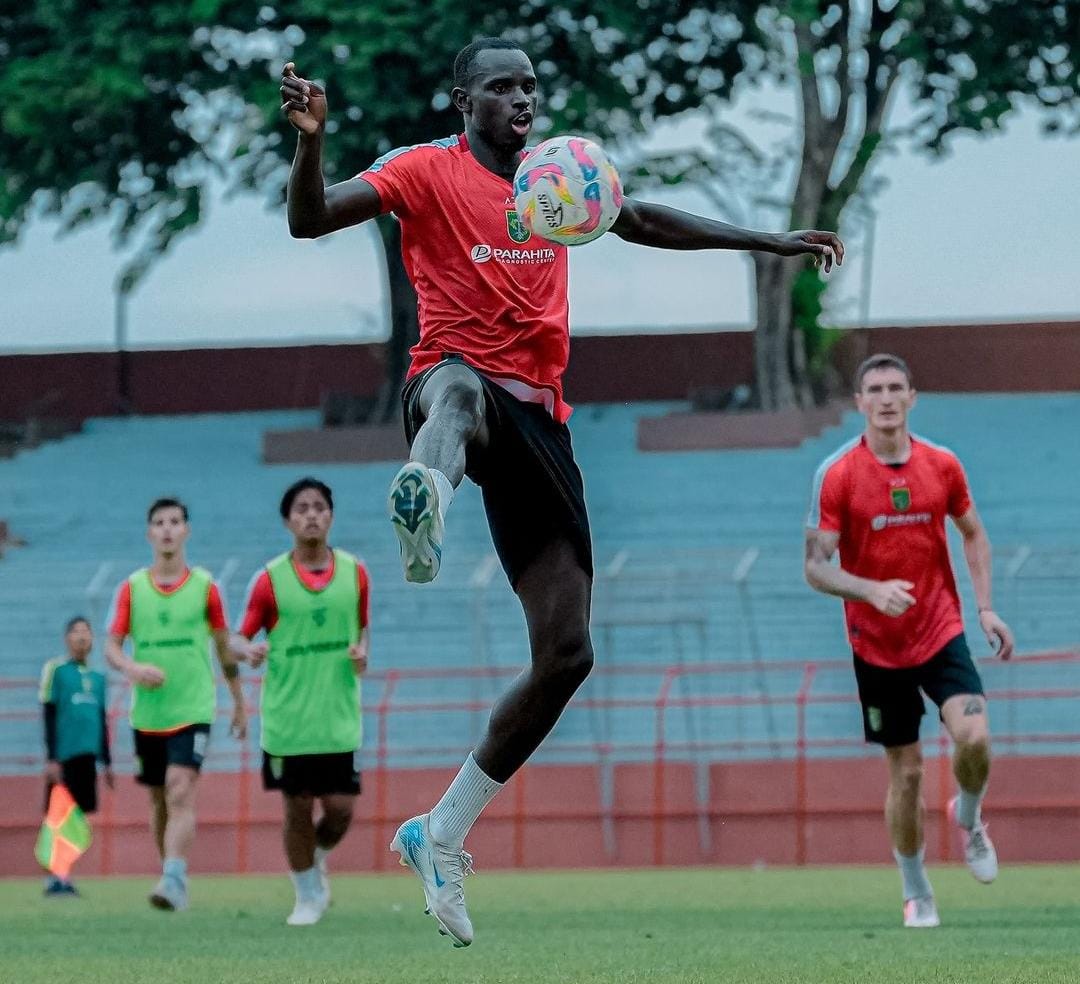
[3, 756, 1077, 878]
[3, 320, 1077, 422]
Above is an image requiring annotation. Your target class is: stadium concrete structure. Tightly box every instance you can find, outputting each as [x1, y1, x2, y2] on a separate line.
[1, 322, 1078, 876]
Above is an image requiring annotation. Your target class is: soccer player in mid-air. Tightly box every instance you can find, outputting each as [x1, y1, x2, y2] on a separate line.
[805, 354, 1015, 928]
[233, 478, 371, 926]
[281, 38, 843, 946]
[40, 615, 113, 896]
[105, 498, 247, 912]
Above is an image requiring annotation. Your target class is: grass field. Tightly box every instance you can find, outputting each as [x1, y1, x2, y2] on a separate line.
[2, 865, 1078, 983]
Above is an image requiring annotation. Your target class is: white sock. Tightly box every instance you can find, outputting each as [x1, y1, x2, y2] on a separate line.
[893, 846, 934, 900]
[430, 468, 455, 525]
[163, 857, 187, 882]
[289, 866, 322, 902]
[428, 753, 503, 849]
[956, 786, 985, 829]
[314, 845, 330, 868]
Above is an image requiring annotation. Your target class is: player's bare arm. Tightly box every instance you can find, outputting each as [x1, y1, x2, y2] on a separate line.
[105, 633, 165, 688]
[803, 528, 916, 616]
[349, 627, 370, 675]
[611, 198, 844, 272]
[213, 627, 248, 739]
[282, 63, 382, 238]
[230, 632, 269, 669]
[953, 507, 1015, 660]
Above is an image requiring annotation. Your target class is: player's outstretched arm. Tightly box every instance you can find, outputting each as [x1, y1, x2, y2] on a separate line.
[611, 198, 844, 271]
[282, 62, 382, 239]
[953, 508, 1015, 660]
[804, 529, 916, 616]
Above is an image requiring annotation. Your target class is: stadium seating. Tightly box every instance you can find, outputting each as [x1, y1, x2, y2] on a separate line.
[1, 395, 1078, 772]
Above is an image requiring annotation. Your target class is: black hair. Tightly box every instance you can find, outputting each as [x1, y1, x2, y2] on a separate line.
[854, 353, 914, 391]
[280, 477, 334, 519]
[147, 497, 189, 523]
[65, 615, 91, 634]
[453, 37, 526, 89]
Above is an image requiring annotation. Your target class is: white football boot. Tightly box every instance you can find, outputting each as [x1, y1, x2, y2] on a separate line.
[903, 894, 940, 928]
[390, 813, 474, 947]
[948, 796, 998, 884]
[388, 463, 443, 583]
[286, 893, 328, 927]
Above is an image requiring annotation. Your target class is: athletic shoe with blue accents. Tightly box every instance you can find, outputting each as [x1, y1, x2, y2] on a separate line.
[388, 463, 444, 583]
[149, 874, 188, 912]
[390, 814, 474, 947]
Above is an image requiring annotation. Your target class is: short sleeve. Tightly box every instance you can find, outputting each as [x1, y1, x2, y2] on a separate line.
[107, 581, 131, 638]
[238, 570, 276, 637]
[358, 146, 427, 217]
[206, 582, 228, 632]
[808, 461, 846, 532]
[945, 455, 973, 518]
[39, 659, 58, 703]
[357, 564, 370, 629]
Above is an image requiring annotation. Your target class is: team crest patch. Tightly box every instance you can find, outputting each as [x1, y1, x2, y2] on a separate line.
[311, 607, 327, 628]
[867, 707, 883, 733]
[506, 209, 532, 244]
[890, 487, 911, 511]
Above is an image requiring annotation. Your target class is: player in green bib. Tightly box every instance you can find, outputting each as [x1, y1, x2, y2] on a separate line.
[105, 497, 247, 912]
[39, 615, 114, 896]
[234, 478, 370, 926]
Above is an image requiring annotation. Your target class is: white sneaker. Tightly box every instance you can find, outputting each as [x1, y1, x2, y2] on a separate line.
[390, 814, 474, 947]
[149, 875, 188, 912]
[388, 463, 444, 583]
[286, 895, 328, 926]
[948, 796, 998, 884]
[903, 894, 940, 928]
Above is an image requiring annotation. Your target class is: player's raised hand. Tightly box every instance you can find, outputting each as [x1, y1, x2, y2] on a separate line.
[778, 230, 845, 273]
[979, 610, 1015, 661]
[281, 62, 327, 136]
[868, 579, 916, 617]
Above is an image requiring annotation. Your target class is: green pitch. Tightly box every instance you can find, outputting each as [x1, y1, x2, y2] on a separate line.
[3, 865, 1078, 983]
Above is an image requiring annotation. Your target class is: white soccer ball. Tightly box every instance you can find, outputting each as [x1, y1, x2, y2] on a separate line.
[513, 136, 623, 246]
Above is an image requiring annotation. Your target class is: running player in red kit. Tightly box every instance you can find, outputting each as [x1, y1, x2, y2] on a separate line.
[805, 354, 1014, 929]
[282, 37, 843, 947]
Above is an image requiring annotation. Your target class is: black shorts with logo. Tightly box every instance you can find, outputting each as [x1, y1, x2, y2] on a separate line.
[402, 355, 593, 589]
[133, 723, 211, 786]
[853, 633, 985, 747]
[262, 751, 362, 797]
[45, 754, 99, 815]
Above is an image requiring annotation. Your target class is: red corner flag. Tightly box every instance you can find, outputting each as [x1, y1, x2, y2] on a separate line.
[35, 784, 92, 879]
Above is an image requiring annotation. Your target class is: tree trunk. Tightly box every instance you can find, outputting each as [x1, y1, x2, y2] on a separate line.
[371, 215, 420, 424]
[752, 253, 799, 411]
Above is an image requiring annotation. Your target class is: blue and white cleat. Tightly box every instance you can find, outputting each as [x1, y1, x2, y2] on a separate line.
[149, 874, 188, 912]
[390, 814, 474, 947]
[388, 463, 444, 584]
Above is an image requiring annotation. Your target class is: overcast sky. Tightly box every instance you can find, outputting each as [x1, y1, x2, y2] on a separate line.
[1, 86, 1078, 354]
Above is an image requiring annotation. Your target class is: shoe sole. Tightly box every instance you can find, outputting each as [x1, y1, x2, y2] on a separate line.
[388, 465, 442, 583]
[149, 892, 181, 911]
[389, 832, 470, 948]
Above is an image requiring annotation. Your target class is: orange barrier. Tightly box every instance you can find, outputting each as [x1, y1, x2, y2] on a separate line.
[1, 652, 1077, 877]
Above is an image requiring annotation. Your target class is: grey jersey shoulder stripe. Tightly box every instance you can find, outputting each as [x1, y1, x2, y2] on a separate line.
[911, 432, 959, 460]
[365, 135, 460, 173]
[806, 436, 861, 528]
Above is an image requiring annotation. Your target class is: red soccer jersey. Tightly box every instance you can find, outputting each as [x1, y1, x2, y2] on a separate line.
[108, 569, 227, 638]
[238, 552, 370, 637]
[358, 135, 573, 421]
[807, 435, 973, 669]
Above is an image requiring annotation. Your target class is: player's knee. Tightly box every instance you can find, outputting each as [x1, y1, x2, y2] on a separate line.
[322, 801, 354, 834]
[433, 375, 484, 432]
[891, 755, 924, 796]
[164, 771, 195, 809]
[540, 631, 593, 688]
[955, 730, 990, 760]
